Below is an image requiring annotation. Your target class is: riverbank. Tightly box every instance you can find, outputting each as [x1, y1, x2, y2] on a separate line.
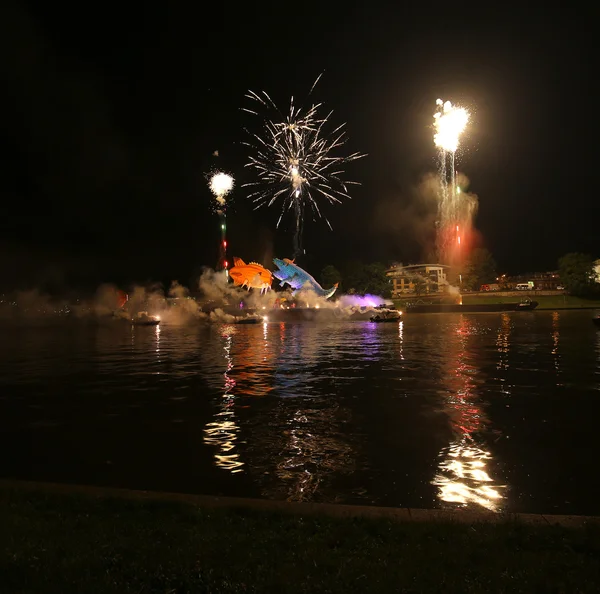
[462, 295, 600, 309]
[2, 481, 599, 593]
[394, 294, 600, 310]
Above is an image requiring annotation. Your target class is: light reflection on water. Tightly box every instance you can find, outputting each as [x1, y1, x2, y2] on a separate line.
[552, 311, 561, 382]
[203, 327, 243, 473]
[1, 311, 600, 514]
[154, 324, 161, 371]
[433, 316, 506, 511]
[398, 320, 404, 361]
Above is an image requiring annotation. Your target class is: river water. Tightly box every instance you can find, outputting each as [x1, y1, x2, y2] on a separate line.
[1, 310, 599, 515]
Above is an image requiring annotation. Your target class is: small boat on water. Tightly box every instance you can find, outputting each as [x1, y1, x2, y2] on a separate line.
[514, 299, 538, 311]
[236, 315, 265, 325]
[370, 306, 403, 323]
[132, 312, 160, 326]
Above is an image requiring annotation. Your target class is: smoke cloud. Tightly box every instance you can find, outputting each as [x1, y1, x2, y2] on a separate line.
[373, 171, 479, 264]
[0, 288, 70, 320]
[1, 262, 397, 324]
[437, 171, 479, 266]
[373, 173, 439, 262]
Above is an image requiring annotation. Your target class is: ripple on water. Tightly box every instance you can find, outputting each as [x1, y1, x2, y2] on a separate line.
[1, 312, 600, 515]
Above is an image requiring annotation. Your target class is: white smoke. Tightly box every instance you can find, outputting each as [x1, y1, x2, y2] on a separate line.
[209, 308, 237, 323]
[162, 281, 203, 325]
[294, 287, 338, 309]
[335, 294, 388, 308]
[1, 264, 398, 326]
[197, 267, 289, 312]
[196, 268, 361, 319]
[0, 288, 70, 320]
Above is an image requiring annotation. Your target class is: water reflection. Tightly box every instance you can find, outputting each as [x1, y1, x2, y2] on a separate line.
[596, 321, 600, 367]
[247, 399, 356, 502]
[203, 326, 243, 473]
[231, 323, 275, 396]
[358, 322, 385, 361]
[433, 316, 506, 511]
[398, 320, 404, 360]
[552, 311, 562, 382]
[4, 312, 600, 513]
[496, 313, 510, 369]
[496, 313, 511, 394]
[275, 405, 355, 502]
[247, 324, 357, 502]
[154, 324, 161, 370]
[272, 323, 320, 396]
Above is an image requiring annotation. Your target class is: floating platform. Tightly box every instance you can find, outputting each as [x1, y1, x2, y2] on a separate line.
[210, 301, 540, 324]
[131, 312, 161, 326]
[235, 316, 263, 325]
[131, 319, 160, 326]
[245, 307, 375, 323]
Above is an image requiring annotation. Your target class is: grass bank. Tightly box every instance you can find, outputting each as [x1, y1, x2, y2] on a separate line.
[2, 484, 600, 593]
[461, 295, 600, 309]
[393, 295, 600, 310]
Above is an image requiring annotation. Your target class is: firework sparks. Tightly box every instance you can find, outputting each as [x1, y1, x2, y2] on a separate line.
[242, 76, 364, 256]
[210, 172, 234, 206]
[434, 99, 469, 153]
[434, 100, 474, 267]
[208, 171, 234, 272]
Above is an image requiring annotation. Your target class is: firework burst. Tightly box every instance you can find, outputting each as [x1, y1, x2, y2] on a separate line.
[242, 75, 364, 256]
[209, 171, 234, 210]
[433, 99, 474, 267]
[434, 99, 469, 153]
[207, 171, 235, 271]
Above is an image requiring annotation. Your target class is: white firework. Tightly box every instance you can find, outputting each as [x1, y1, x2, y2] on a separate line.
[209, 171, 234, 206]
[242, 75, 364, 253]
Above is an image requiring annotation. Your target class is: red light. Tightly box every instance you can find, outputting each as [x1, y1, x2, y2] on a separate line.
[223, 240, 227, 247]
[224, 261, 228, 267]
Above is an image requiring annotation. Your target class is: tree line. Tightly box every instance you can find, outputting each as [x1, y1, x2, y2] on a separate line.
[318, 249, 500, 296]
[320, 262, 392, 297]
[557, 253, 600, 297]
[319, 251, 600, 298]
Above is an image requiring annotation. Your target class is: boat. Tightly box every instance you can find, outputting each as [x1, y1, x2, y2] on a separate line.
[370, 306, 403, 323]
[132, 312, 160, 326]
[235, 315, 264, 325]
[514, 299, 538, 311]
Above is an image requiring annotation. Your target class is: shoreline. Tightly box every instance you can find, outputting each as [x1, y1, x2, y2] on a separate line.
[401, 306, 600, 312]
[4, 479, 600, 592]
[534, 306, 600, 310]
[1, 479, 597, 527]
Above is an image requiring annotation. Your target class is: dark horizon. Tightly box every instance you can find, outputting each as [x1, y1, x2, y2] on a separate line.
[1, 3, 595, 291]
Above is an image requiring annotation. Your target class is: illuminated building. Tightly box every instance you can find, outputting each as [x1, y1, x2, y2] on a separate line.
[386, 263, 450, 296]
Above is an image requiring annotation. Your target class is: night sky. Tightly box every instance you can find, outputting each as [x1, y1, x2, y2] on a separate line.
[1, 3, 594, 291]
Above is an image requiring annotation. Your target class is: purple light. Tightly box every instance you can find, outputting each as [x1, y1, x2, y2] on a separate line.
[337, 294, 386, 308]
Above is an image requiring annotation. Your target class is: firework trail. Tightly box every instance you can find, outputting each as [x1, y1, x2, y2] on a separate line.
[242, 75, 365, 258]
[433, 99, 470, 265]
[208, 171, 234, 271]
